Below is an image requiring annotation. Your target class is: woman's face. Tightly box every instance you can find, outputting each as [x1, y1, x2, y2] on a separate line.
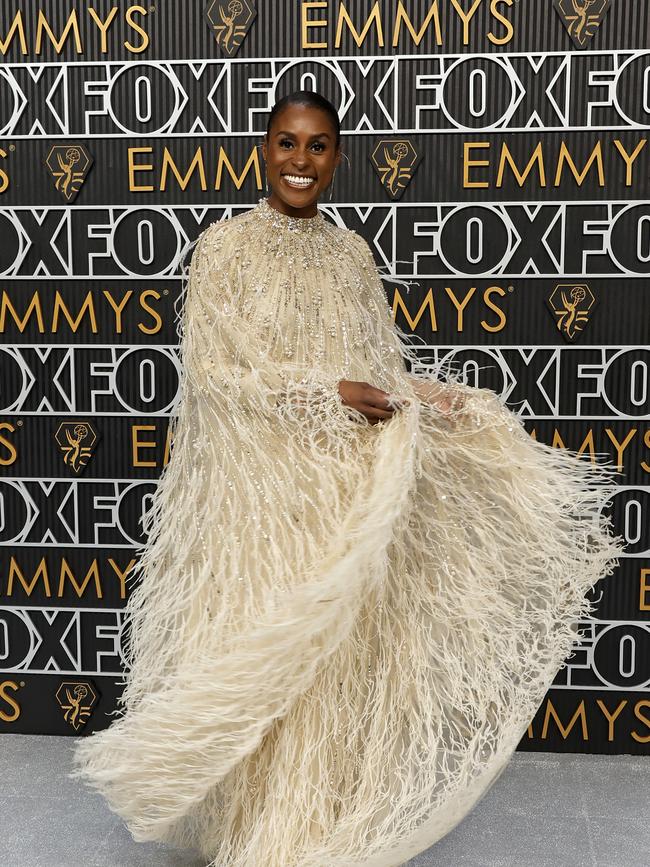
[262, 103, 341, 218]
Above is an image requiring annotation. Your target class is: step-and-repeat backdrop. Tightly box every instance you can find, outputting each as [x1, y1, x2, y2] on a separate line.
[0, 0, 648, 753]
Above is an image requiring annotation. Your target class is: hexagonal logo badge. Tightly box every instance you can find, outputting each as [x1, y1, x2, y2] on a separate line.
[44, 144, 93, 203]
[553, 0, 611, 49]
[55, 680, 100, 731]
[370, 139, 422, 200]
[546, 283, 597, 342]
[205, 0, 257, 56]
[54, 421, 99, 474]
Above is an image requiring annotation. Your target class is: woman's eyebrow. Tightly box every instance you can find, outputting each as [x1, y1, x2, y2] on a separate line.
[274, 130, 331, 139]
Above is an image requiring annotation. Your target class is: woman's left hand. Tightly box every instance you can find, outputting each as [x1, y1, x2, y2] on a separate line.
[404, 376, 468, 417]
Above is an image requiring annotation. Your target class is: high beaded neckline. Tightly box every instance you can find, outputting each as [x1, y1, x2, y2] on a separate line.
[255, 196, 326, 233]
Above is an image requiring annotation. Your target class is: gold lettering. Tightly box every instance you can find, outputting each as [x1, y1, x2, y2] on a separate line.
[449, 0, 483, 45]
[52, 291, 98, 333]
[575, 429, 596, 462]
[550, 430, 568, 449]
[103, 290, 132, 333]
[58, 560, 103, 598]
[640, 569, 650, 612]
[109, 558, 136, 600]
[214, 146, 262, 190]
[3, 556, 135, 601]
[613, 139, 647, 186]
[87, 7, 119, 53]
[463, 141, 490, 188]
[128, 146, 155, 192]
[161, 147, 208, 191]
[0, 682, 21, 722]
[595, 699, 627, 741]
[335, 2, 384, 48]
[0, 423, 18, 466]
[554, 141, 605, 187]
[392, 1, 441, 47]
[163, 422, 173, 466]
[496, 142, 546, 187]
[0, 147, 9, 193]
[35, 10, 82, 54]
[632, 700, 650, 743]
[445, 286, 475, 331]
[604, 427, 637, 471]
[301, 1, 328, 48]
[124, 5, 149, 53]
[133, 425, 158, 467]
[642, 429, 650, 473]
[0, 11, 28, 54]
[391, 287, 437, 331]
[0, 291, 45, 333]
[488, 0, 514, 45]
[138, 290, 163, 334]
[1, 7, 151, 57]
[540, 698, 588, 740]
[7, 556, 52, 597]
[481, 285, 507, 332]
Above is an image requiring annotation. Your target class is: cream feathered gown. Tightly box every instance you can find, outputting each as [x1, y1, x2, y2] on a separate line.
[69, 197, 624, 867]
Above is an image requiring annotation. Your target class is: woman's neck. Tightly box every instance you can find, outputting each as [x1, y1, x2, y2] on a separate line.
[266, 193, 318, 219]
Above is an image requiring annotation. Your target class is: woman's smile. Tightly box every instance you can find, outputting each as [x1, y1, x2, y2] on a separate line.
[282, 173, 317, 189]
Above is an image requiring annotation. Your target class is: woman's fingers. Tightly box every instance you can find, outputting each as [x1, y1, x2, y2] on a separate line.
[361, 403, 394, 420]
[363, 385, 416, 421]
[364, 385, 394, 408]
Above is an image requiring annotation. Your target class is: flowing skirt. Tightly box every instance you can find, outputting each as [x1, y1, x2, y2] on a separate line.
[69, 385, 623, 867]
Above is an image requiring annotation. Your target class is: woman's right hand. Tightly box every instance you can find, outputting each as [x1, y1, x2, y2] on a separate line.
[337, 379, 404, 424]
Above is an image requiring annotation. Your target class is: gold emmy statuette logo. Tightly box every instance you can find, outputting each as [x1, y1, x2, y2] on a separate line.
[547, 283, 597, 342]
[204, 0, 257, 56]
[553, 0, 611, 49]
[55, 421, 98, 473]
[370, 139, 423, 200]
[56, 680, 99, 731]
[44, 145, 94, 203]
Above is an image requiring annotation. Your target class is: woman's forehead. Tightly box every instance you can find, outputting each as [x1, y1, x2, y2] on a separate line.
[270, 103, 335, 134]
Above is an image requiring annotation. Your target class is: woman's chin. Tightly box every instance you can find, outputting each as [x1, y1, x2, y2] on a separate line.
[270, 182, 322, 214]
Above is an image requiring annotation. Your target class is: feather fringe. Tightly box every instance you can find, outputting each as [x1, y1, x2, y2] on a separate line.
[69, 199, 625, 867]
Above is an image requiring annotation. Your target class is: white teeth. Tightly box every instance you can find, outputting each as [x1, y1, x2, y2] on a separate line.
[284, 174, 315, 187]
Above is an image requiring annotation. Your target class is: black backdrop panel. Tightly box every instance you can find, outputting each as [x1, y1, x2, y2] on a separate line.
[0, 0, 648, 752]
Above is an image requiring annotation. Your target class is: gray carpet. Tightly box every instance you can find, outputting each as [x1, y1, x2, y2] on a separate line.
[1, 734, 646, 866]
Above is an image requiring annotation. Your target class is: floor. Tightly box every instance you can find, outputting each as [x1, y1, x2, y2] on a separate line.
[1, 734, 647, 866]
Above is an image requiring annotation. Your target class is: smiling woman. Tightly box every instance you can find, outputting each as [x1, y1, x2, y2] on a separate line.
[70, 90, 624, 867]
[261, 92, 342, 216]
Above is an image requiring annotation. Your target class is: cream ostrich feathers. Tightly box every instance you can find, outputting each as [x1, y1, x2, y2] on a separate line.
[69, 197, 624, 867]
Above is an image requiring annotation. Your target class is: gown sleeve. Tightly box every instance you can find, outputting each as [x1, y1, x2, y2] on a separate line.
[180, 224, 352, 424]
[345, 230, 480, 420]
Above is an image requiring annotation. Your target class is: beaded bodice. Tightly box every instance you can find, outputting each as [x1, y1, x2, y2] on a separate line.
[199, 197, 408, 391]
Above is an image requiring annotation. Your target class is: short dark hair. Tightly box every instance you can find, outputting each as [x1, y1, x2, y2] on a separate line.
[266, 90, 341, 149]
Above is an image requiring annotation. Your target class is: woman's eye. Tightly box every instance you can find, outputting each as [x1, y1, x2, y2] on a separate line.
[278, 139, 325, 151]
